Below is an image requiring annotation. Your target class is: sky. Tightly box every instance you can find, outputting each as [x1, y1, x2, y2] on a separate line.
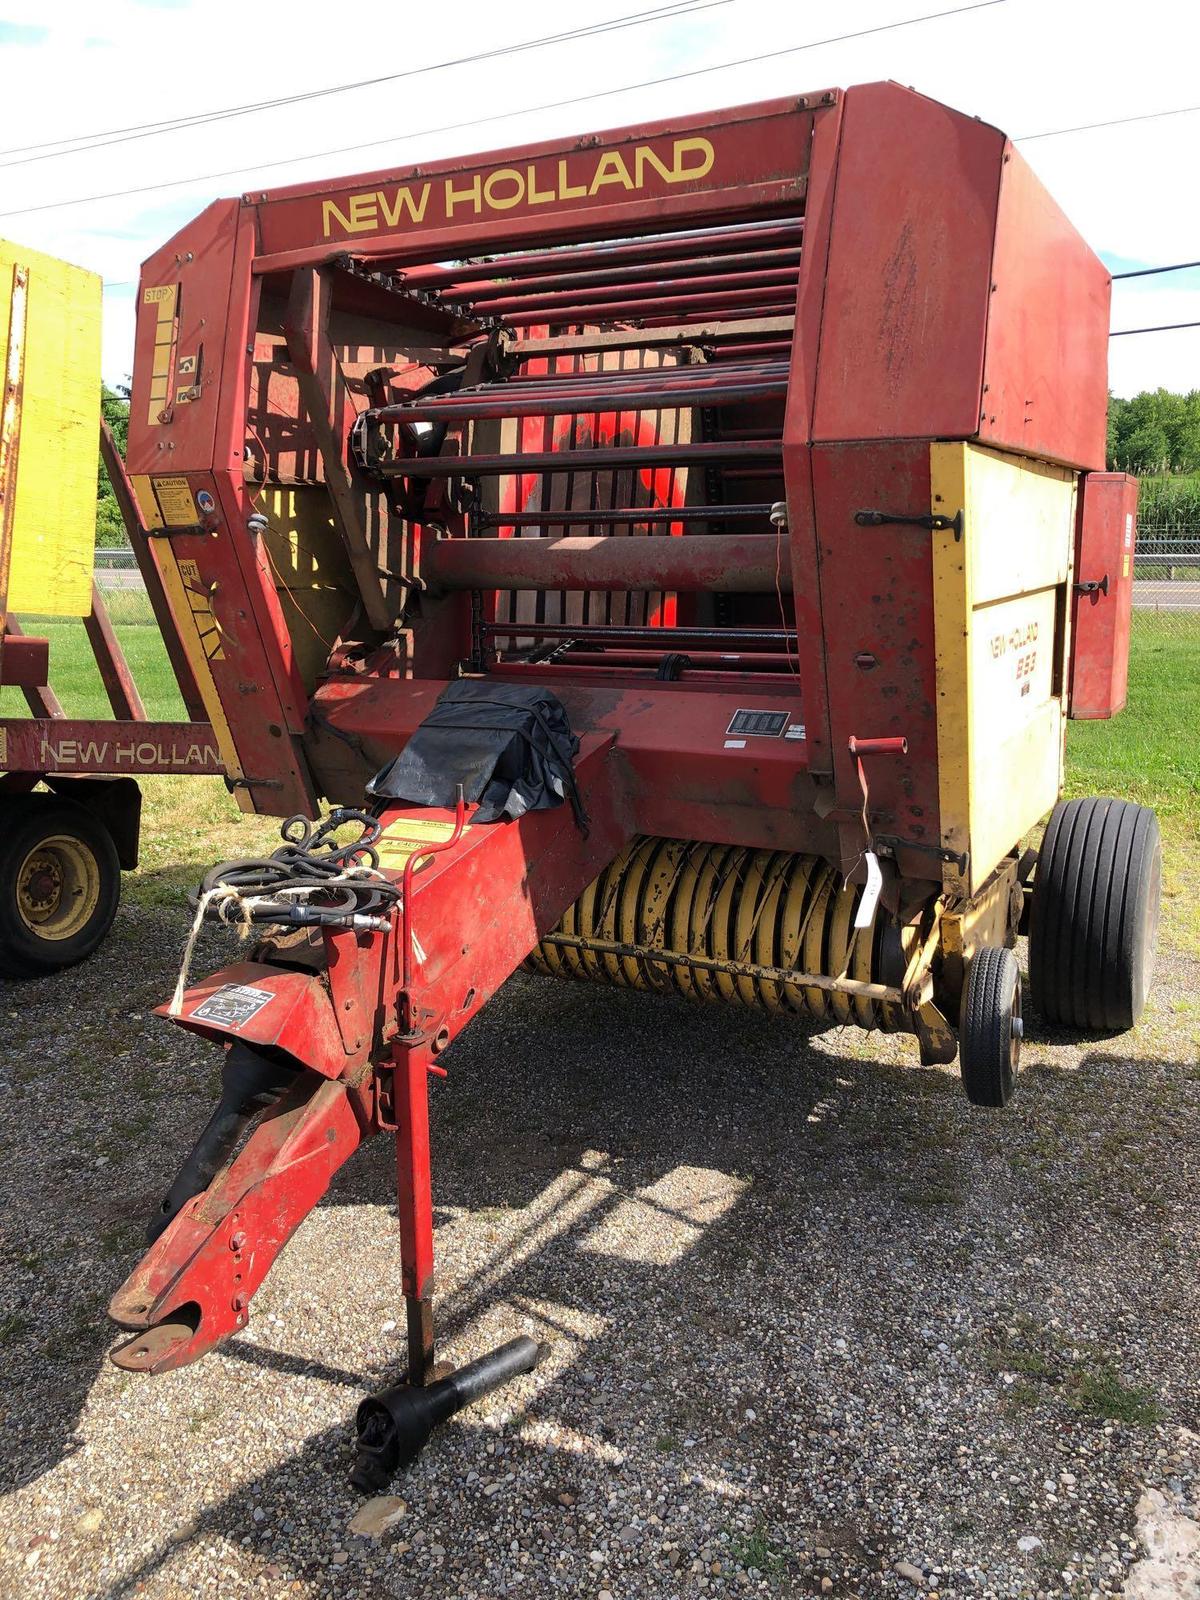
[0, 0, 1197, 399]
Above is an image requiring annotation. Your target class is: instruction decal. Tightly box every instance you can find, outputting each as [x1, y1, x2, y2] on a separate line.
[726, 709, 789, 738]
[192, 983, 276, 1029]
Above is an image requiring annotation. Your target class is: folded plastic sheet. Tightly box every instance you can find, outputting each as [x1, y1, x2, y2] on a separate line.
[367, 681, 587, 829]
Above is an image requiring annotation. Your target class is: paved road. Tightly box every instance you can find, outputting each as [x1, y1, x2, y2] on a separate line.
[1133, 580, 1200, 611]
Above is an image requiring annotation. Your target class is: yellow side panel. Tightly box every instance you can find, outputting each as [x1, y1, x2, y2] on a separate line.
[1, 240, 101, 616]
[930, 443, 1076, 897]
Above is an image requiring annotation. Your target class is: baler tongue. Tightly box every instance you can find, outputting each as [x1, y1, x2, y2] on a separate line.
[109, 722, 625, 1454]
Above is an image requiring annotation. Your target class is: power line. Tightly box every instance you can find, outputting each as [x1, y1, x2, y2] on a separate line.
[1110, 321, 1200, 338]
[0, 0, 1005, 222]
[1112, 260, 1200, 281]
[0, 2, 722, 170]
[1018, 103, 1200, 142]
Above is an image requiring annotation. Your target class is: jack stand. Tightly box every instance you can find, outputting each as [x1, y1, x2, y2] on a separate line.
[350, 1336, 545, 1491]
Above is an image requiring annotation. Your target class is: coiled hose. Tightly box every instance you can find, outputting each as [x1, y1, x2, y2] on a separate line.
[191, 808, 401, 927]
[170, 810, 401, 1015]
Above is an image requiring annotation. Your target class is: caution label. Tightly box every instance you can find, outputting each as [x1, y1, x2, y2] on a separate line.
[375, 816, 465, 874]
[153, 475, 197, 525]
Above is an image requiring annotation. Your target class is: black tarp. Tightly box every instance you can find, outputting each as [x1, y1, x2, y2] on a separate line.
[367, 681, 587, 830]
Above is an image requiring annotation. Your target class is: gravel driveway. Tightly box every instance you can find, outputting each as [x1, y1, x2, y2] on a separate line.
[1, 901, 1197, 1600]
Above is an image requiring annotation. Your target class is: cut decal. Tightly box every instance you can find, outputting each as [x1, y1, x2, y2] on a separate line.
[177, 558, 224, 662]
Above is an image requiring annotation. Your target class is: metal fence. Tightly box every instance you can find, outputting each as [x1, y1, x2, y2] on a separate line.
[93, 547, 154, 625]
[1132, 521, 1200, 639]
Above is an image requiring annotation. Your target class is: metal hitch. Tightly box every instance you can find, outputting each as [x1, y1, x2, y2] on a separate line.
[148, 1041, 299, 1243]
[350, 1337, 544, 1492]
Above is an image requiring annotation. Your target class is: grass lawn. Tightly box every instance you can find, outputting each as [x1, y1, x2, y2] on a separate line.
[0, 619, 185, 721]
[3, 612, 1197, 949]
[1065, 615, 1199, 954]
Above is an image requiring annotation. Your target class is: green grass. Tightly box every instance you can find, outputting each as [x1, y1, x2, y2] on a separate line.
[729, 1524, 786, 1577]
[1069, 1364, 1161, 1426]
[0, 618, 184, 721]
[1066, 613, 1200, 953]
[1066, 615, 1200, 817]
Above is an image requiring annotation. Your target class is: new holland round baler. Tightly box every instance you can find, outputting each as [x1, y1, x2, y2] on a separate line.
[108, 81, 1160, 1483]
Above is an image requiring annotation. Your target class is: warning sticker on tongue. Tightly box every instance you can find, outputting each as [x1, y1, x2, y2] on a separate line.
[191, 983, 276, 1029]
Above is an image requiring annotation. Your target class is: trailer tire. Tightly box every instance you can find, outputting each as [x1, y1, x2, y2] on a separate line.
[959, 945, 1022, 1108]
[1029, 796, 1161, 1031]
[0, 797, 121, 978]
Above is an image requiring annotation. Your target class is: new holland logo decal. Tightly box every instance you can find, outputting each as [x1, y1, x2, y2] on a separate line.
[320, 137, 716, 240]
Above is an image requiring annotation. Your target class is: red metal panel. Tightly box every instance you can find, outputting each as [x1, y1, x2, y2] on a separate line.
[1070, 473, 1138, 719]
[250, 95, 825, 262]
[978, 146, 1110, 471]
[307, 676, 832, 856]
[162, 959, 370, 1072]
[809, 441, 942, 870]
[127, 200, 242, 477]
[0, 634, 47, 688]
[812, 83, 1003, 445]
[781, 88, 841, 777]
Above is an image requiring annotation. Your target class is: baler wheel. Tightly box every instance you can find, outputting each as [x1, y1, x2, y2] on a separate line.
[0, 796, 121, 977]
[959, 946, 1022, 1108]
[1029, 797, 1161, 1031]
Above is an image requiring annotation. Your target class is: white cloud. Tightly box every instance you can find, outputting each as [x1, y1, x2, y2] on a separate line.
[1, 0, 1197, 395]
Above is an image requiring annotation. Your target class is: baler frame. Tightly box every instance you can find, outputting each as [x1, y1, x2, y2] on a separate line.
[105, 81, 1160, 1481]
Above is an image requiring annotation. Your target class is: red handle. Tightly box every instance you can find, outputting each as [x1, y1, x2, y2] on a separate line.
[848, 735, 908, 757]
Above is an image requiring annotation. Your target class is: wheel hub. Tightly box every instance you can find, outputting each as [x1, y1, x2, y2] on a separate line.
[21, 858, 63, 912]
[15, 836, 101, 941]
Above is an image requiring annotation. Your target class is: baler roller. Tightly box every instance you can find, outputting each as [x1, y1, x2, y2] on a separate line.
[498, 290, 797, 327]
[450, 247, 802, 303]
[369, 373, 788, 425]
[423, 533, 790, 593]
[483, 621, 794, 650]
[474, 503, 774, 528]
[369, 439, 783, 480]
[466, 267, 800, 318]
[530, 837, 908, 1033]
[396, 219, 805, 290]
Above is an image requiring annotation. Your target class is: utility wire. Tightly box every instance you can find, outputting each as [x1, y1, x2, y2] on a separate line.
[0, 1, 723, 169]
[1110, 321, 1200, 337]
[1019, 103, 1200, 142]
[1112, 260, 1200, 281]
[0, 0, 1005, 221]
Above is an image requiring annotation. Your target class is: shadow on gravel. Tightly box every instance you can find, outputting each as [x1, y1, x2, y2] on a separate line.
[3, 943, 1193, 1598]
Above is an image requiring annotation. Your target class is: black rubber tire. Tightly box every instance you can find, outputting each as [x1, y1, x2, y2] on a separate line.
[1029, 796, 1161, 1031]
[0, 797, 121, 978]
[959, 945, 1022, 1108]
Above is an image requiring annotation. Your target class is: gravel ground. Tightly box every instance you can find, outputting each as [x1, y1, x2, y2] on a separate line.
[1, 901, 1198, 1600]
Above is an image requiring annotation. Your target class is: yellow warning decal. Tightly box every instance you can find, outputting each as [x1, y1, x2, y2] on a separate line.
[375, 816, 466, 874]
[145, 283, 179, 425]
[151, 547, 243, 784]
[177, 558, 224, 662]
[152, 474, 197, 525]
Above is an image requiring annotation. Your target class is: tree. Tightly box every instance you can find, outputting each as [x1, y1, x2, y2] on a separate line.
[95, 383, 131, 547]
[1107, 387, 1200, 474]
[1119, 422, 1170, 475]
